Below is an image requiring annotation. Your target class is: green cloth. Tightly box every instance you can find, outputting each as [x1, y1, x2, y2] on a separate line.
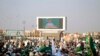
[38, 45, 52, 53]
[89, 36, 96, 56]
[76, 47, 82, 52]
[86, 36, 89, 44]
[21, 48, 30, 56]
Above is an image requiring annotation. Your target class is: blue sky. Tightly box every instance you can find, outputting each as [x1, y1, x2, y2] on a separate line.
[0, 0, 100, 33]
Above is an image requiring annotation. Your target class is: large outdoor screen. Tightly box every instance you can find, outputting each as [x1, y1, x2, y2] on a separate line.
[37, 17, 65, 30]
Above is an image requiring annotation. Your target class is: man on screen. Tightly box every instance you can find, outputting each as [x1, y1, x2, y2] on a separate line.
[45, 19, 58, 29]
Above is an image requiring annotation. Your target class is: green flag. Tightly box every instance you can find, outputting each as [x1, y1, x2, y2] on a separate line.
[89, 36, 96, 56]
[86, 36, 89, 44]
[38, 45, 52, 53]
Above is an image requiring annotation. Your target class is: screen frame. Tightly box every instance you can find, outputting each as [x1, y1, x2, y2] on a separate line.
[37, 16, 66, 31]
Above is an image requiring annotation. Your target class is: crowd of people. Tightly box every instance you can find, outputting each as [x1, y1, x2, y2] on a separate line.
[0, 34, 100, 56]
